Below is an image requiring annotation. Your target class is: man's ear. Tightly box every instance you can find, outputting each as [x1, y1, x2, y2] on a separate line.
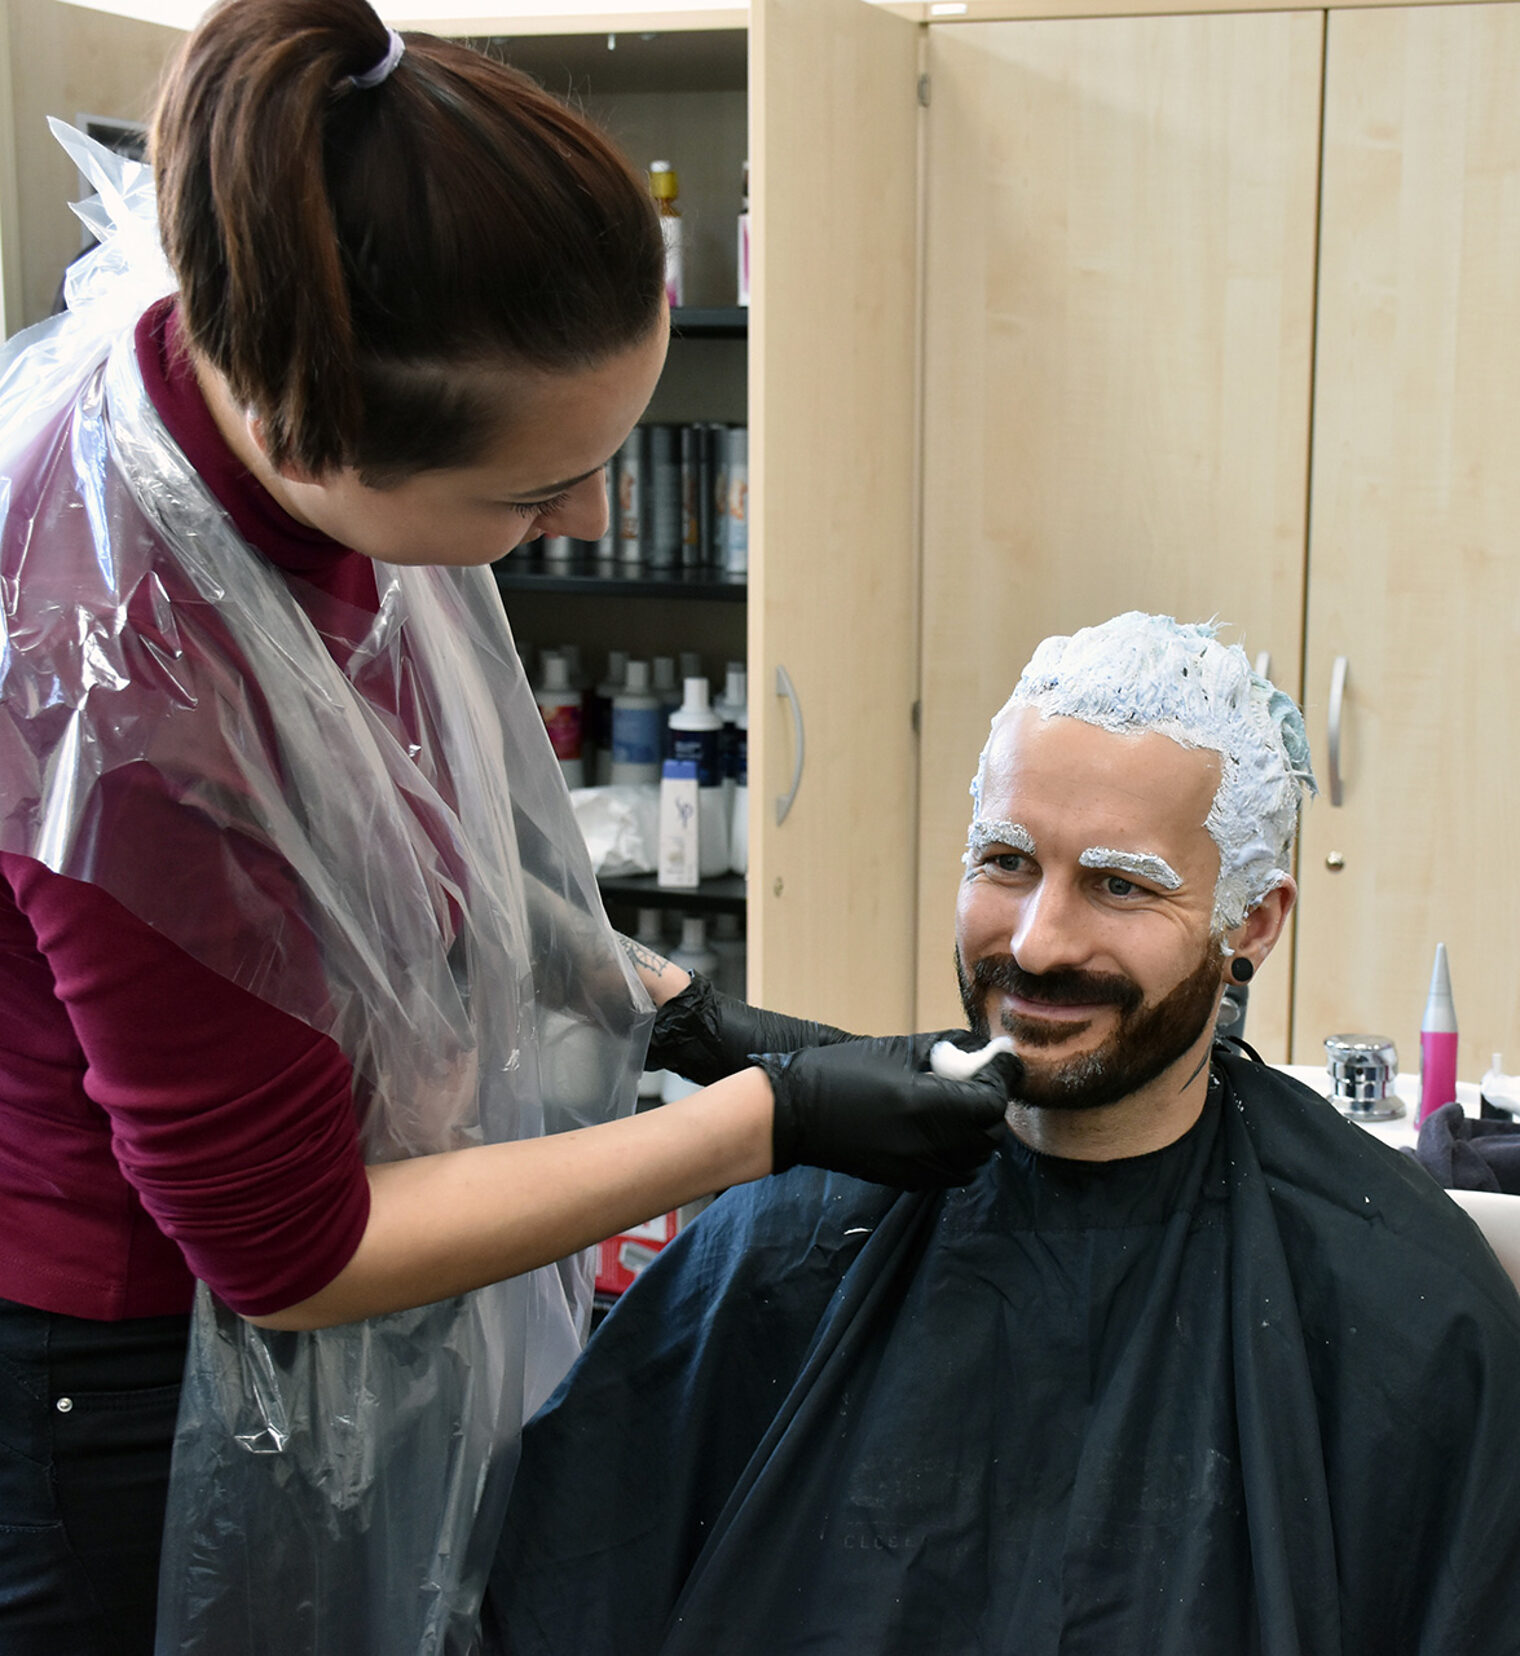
[1223, 878, 1296, 974]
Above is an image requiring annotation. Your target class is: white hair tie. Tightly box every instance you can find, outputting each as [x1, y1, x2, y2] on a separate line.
[352, 28, 405, 90]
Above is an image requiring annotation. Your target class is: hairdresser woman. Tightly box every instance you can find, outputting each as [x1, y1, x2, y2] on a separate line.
[0, 4, 1015, 1654]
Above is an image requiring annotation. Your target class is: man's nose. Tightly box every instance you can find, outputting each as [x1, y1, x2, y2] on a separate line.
[1007, 878, 1091, 978]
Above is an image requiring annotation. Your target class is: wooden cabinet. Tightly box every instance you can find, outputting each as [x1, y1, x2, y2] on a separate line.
[1295, 3, 1520, 1070]
[912, 10, 1325, 1055]
[748, 0, 921, 1031]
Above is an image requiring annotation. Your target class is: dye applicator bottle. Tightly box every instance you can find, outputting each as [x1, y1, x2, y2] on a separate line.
[1418, 942, 1459, 1124]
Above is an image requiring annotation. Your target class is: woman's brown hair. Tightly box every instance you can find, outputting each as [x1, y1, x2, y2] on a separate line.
[152, 0, 665, 482]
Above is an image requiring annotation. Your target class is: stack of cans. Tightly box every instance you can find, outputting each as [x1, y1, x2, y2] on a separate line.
[582, 423, 748, 576]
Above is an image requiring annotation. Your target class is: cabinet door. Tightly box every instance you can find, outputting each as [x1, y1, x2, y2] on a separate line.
[748, 0, 920, 1030]
[914, 12, 1324, 1057]
[1295, 3, 1520, 1069]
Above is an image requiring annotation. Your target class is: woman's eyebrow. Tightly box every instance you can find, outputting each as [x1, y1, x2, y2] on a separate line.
[509, 463, 605, 502]
[1078, 847, 1183, 890]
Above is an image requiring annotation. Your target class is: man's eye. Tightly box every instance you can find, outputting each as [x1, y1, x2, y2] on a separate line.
[1104, 875, 1139, 897]
[989, 853, 1029, 874]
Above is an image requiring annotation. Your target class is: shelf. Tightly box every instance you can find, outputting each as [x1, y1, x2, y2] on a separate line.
[494, 557, 746, 602]
[671, 307, 749, 339]
[598, 872, 747, 914]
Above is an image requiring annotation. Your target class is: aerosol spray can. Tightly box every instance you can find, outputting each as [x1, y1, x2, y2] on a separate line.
[722, 426, 749, 578]
[646, 424, 681, 570]
[617, 429, 645, 567]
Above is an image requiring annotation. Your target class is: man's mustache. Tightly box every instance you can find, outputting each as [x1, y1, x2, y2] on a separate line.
[970, 956, 1144, 1017]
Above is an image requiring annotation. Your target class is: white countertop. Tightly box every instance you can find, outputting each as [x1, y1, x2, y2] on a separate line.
[1273, 1064, 1483, 1151]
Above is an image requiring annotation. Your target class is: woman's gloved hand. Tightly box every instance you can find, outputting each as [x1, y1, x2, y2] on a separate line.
[753, 1040, 1022, 1189]
[648, 973, 856, 1087]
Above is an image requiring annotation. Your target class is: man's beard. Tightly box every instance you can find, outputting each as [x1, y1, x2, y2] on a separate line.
[955, 941, 1224, 1112]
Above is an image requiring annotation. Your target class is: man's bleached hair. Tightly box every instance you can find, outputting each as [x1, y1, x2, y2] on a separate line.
[971, 612, 1317, 933]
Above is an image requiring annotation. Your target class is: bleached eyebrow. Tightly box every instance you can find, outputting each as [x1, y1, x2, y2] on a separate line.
[966, 819, 1035, 860]
[1079, 847, 1183, 891]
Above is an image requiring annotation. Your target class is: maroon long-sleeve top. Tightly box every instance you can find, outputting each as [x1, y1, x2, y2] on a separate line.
[0, 301, 377, 1321]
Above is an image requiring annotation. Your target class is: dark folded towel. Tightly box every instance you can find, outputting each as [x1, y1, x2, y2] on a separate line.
[1410, 1101, 1520, 1194]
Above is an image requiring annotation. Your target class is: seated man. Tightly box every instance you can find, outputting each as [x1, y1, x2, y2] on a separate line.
[491, 614, 1520, 1656]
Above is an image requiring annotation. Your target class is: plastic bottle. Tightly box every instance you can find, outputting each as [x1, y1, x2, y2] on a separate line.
[1418, 941, 1459, 1124]
[611, 659, 663, 785]
[535, 651, 584, 789]
[710, 911, 747, 1000]
[591, 650, 628, 786]
[635, 906, 669, 1103]
[649, 160, 684, 309]
[661, 915, 719, 1104]
[668, 677, 728, 878]
[680, 650, 704, 685]
[729, 698, 748, 877]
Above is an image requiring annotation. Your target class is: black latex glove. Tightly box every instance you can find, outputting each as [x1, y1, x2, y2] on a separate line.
[648, 973, 856, 1087]
[754, 1040, 1021, 1190]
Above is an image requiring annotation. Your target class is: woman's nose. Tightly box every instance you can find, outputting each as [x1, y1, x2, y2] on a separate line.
[535, 469, 608, 542]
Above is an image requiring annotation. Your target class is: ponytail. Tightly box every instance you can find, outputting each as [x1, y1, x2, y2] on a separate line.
[151, 0, 665, 481]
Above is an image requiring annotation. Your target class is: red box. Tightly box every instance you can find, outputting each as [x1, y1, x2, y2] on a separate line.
[595, 1210, 680, 1297]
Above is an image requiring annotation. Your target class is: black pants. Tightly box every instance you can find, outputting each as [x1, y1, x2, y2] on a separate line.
[0, 1297, 189, 1656]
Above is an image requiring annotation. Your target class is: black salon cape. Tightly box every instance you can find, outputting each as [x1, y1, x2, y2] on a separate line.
[492, 1051, 1520, 1655]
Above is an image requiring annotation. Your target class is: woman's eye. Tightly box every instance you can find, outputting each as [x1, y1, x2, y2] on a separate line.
[510, 490, 572, 519]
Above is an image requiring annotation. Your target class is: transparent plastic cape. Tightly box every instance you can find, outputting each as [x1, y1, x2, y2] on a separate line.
[0, 125, 649, 1654]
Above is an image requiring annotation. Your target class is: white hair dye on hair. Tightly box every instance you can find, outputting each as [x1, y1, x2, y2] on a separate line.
[969, 613, 1316, 933]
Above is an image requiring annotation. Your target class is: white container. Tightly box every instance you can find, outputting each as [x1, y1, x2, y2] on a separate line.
[611, 660, 663, 785]
[535, 651, 584, 789]
[668, 677, 728, 878]
[660, 915, 719, 1104]
[657, 759, 700, 890]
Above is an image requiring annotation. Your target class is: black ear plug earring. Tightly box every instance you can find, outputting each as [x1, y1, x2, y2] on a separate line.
[1230, 957, 1255, 984]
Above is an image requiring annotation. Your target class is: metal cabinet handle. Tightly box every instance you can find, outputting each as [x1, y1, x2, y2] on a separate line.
[1327, 655, 1349, 807]
[775, 665, 805, 825]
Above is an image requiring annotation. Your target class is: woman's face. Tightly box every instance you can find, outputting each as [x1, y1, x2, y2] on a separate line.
[276, 320, 670, 566]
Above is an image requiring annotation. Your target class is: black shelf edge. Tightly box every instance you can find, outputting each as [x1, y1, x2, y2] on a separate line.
[670, 306, 749, 339]
[598, 873, 747, 913]
[494, 557, 746, 602]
